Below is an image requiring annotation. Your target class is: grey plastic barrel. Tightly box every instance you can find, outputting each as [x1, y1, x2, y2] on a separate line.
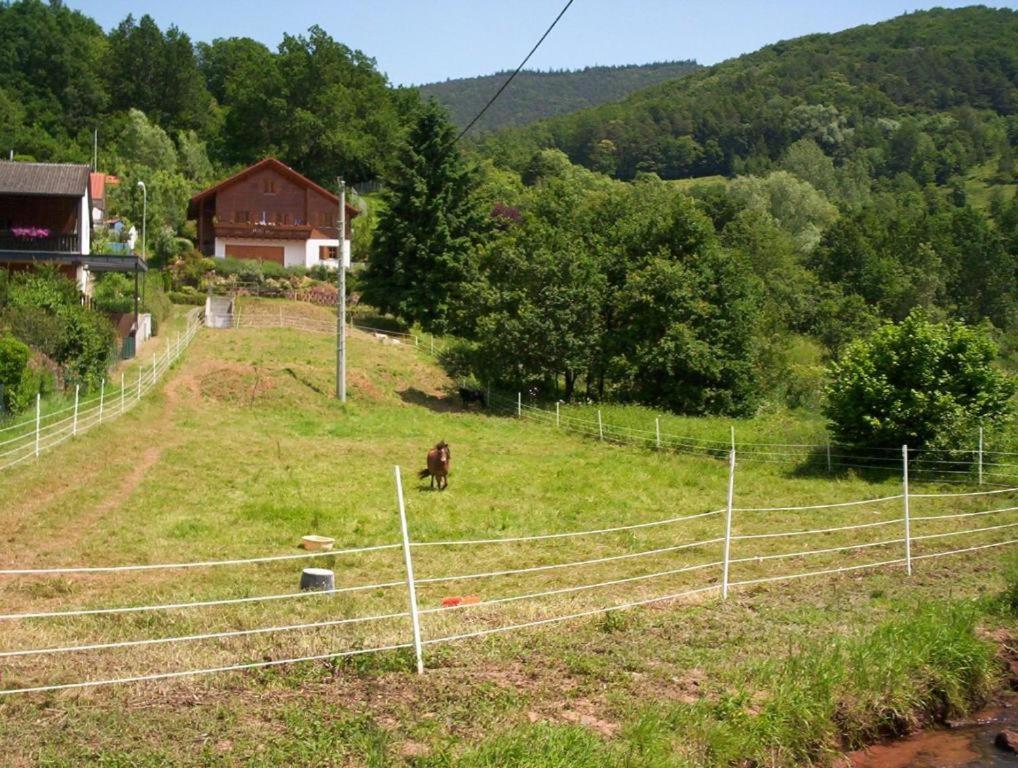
[299, 567, 335, 592]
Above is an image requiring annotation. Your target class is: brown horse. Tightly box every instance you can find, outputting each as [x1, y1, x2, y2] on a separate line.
[418, 441, 451, 490]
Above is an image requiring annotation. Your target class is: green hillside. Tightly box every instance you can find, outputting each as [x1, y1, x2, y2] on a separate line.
[418, 61, 700, 133]
[477, 6, 1018, 185]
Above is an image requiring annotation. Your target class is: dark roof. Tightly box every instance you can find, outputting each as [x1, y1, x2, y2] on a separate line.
[0, 162, 90, 197]
[187, 157, 359, 220]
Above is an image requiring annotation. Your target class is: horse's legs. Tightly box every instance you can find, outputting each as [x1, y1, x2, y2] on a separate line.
[431, 475, 435, 490]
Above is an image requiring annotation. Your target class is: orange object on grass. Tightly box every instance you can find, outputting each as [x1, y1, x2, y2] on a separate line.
[441, 596, 463, 607]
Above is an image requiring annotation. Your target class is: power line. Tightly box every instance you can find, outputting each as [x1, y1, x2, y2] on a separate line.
[455, 0, 577, 142]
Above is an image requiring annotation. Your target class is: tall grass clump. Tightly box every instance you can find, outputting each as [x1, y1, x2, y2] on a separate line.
[621, 602, 997, 767]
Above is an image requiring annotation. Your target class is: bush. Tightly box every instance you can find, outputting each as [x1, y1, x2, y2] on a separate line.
[168, 289, 205, 306]
[5, 268, 116, 393]
[825, 311, 1015, 449]
[0, 335, 30, 413]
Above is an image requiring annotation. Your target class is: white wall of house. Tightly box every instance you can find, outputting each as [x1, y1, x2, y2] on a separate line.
[212, 236, 351, 270]
[214, 237, 307, 268]
[78, 192, 90, 255]
[305, 237, 341, 270]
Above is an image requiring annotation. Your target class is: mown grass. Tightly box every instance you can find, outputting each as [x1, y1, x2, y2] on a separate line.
[0, 299, 1015, 767]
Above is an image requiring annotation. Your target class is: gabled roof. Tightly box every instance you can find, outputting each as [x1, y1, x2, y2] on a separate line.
[187, 157, 359, 220]
[0, 162, 90, 197]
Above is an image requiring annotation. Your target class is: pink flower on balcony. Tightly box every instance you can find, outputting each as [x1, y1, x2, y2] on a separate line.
[11, 226, 52, 240]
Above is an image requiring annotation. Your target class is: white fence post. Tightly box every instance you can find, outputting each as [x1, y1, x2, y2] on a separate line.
[137, 369, 142, 402]
[655, 417, 661, 450]
[517, 392, 521, 418]
[98, 379, 105, 425]
[597, 410, 604, 441]
[722, 447, 736, 599]
[902, 444, 912, 576]
[121, 373, 126, 414]
[394, 466, 425, 675]
[555, 401, 560, 429]
[978, 426, 983, 486]
[730, 425, 735, 452]
[151, 355, 156, 386]
[72, 384, 79, 436]
[34, 392, 41, 458]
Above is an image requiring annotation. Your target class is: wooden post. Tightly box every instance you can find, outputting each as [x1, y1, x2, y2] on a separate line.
[902, 445, 912, 576]
[34, 392, 41, 458]
[394, 466, 424, 675]
[336, 178, 347, 402]
[978, 426, 984, 486]
[826, 441, 832, 473]
[722, 448, 736, 599]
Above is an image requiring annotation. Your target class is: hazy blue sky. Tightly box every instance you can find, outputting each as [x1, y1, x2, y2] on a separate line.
[69, 0, 1018, 86]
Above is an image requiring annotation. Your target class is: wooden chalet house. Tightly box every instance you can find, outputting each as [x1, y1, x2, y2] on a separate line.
[187, 158, 357, 270]
[0, 161, 146, 297]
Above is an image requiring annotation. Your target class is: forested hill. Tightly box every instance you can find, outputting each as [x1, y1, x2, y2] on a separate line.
[476, 6, 1018, 181]
[418, 61, 700, 132]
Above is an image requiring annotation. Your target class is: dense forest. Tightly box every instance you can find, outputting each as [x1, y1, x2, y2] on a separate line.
[418, 61, 700, 133]
[476, 6, 1018, 183]
[0, 0, 415, 185]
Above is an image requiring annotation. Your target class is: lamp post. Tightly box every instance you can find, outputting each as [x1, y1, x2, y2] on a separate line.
[136, 180, 147, 262]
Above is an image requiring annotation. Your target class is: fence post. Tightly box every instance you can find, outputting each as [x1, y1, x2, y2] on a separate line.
[655, 417, 661, 450]
[151, 355, 157, 386]
[597, 409, 604, 441]
[72, 384, 79, 436]
[556, 401, 560, 429]
[121, 373, 126, 414]
[34, 392, 41, 458]
[394, 466, 425, 675]
[730, 425, 735, 452]
[826, 442, 832, 473]
[722, 447, 736, 599]
[98, 379, 105, 425]
[978, 425, 984, 486]
[517, 392, 521, 418]
[137, 369, 142, 402]
[902, 444, 912, 576]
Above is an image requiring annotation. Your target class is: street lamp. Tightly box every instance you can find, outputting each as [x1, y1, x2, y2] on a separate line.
[136, 180, 147, 262]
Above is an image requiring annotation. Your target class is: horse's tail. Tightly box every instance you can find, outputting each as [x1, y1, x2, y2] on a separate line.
[418, 468, 431, 479]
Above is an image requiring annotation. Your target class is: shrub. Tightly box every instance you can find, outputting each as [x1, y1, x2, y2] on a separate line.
[825, 311, 1015, 449]
[0, 335, 30, 413]
[6, 268, 116, 392]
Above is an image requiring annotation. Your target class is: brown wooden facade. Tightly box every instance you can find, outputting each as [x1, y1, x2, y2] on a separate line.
[187, 158, 356, 258]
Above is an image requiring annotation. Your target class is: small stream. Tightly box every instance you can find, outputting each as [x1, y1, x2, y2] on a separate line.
[849, 695, 1017, 767]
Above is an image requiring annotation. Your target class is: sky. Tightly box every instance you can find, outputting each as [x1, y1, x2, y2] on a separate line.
[69, 0, 1018, 87]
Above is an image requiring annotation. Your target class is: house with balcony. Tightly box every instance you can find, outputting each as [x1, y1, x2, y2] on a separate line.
[0, 161, 146, 297]
[187, 157, 357, 270]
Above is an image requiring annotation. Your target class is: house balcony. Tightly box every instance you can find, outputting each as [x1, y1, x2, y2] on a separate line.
[214, 222, 314, 241]
[0, 230, 80, 253]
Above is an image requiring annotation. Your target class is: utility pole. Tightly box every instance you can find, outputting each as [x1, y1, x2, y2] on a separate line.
[336, 178, 347, 401]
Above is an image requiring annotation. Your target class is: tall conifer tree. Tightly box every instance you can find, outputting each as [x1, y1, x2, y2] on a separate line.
[364, 101, 488, 333]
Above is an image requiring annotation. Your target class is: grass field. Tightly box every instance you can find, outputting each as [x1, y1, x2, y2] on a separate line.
[0, 299, 1015, 767]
